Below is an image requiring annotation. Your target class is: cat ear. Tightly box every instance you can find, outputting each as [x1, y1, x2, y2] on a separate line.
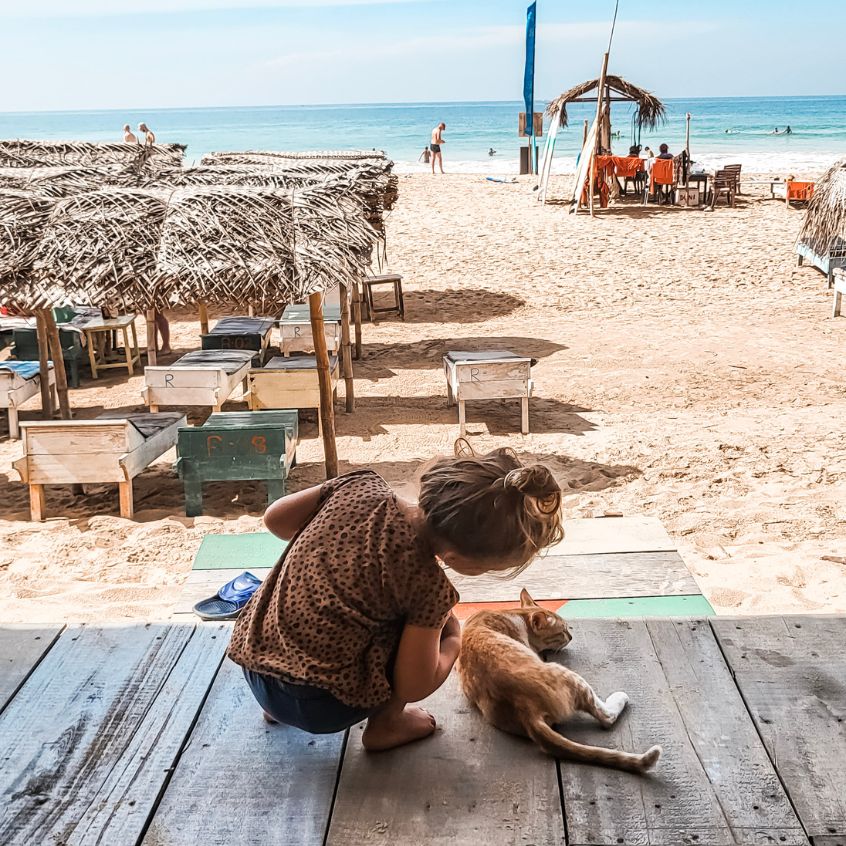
[520, 588, 538, 608]
[527, 610, 547, 632]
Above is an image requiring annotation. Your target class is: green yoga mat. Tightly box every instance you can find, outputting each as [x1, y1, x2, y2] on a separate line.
[193, 533, 287, 571]
[559, 594, 715, 619]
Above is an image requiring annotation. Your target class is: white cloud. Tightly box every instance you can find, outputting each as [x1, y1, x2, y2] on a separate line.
[0, 0, 425, 17]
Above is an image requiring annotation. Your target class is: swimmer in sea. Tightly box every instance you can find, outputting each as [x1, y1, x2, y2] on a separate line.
[488, 148, 496, 156]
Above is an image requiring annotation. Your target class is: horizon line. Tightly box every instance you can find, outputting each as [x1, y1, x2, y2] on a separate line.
[2, 93, 845, 117]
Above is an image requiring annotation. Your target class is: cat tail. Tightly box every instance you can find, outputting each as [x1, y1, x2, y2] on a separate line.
[525, 718, 661, 774]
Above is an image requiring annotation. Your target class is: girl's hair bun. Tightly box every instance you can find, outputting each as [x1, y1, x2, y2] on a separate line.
[504, 465, 561, 513]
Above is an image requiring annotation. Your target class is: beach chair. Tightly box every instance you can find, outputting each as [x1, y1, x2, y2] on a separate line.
[618, 156, 646, 196]
[247, 355, 339, 433]
[832, 269, 846, 318]
[643, 158, 675, 205]
[12, 327, 85, 388]
[142, 349, 256, 413]
[0, 361, 56, 439]
[724, 163, 743, 195]
[278, 302, 342, 357]
[200, 316, 275, 365]
[443, 351, 533, 436]
[13, 411, 186, 520]
[708, 168, 737, 208]
[175, 410, 298, 516]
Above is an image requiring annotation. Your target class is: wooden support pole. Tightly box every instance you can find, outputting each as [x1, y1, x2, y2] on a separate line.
[351, 280, 363, 360]
[34, 310, 53, 419]
[145, 308, 157, 366]
[309, 292, 338, 479]
[198, 301, 209, 336]
[339, 282, 355, 413]
[42, 310, 71, 420]
[589, 51, 610, 217]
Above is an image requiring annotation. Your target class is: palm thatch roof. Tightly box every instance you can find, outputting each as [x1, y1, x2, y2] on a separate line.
[0, 191, 55, 304]
[203, 149, 387, 164]
[0, 140, 186, 172]
[546, 75, 665, 129]
[797, 159, 846, 255]
[155, 184, 376, 311]
[29, 188, 169, 310]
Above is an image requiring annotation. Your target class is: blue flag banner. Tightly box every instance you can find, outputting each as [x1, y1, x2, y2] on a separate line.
[523, 1, 537, 137]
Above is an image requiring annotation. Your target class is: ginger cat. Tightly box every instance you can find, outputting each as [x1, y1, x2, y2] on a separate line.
[458, 589, 661, 774]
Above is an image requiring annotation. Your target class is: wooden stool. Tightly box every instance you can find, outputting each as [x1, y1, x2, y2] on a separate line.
[175, 410, 298, 517]
[362, 274, 404, 321]
[443, 351, 533, 436]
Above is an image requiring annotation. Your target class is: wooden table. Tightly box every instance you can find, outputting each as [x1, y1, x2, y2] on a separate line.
[2, 614, 843, 845]
[81, 313, 141, 379]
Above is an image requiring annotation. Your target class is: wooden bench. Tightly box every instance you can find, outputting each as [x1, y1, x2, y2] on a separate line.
[13, 412, 185, 520]
[247, 355, 339, 433]
[200, 317, 275, 365]
[175, 410, 298, 517]
[833, 269, 846, 317]
[142, 349, 256, 413]
[797, 238, 846, 288]
[278, 303, 342, 357]
[0, 362, 56, 440]
[443, 351, 533, 435]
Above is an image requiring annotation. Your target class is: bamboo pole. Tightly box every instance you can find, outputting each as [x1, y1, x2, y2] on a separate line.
[588, 51, 610, 217]
[198, 301, 209, 336]
[582, 119, 588, 147]
[339, 282, 355, 413]
[34, 310, 53, 419]
[685, 112, 691, 189]
[145, 308, 157, 366]
[42, 310, 71, 420]
[351, 279, 363, 359]
[309, 292, 338, 478]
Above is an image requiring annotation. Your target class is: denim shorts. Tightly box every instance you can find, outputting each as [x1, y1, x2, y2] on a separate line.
[242, 668, 376, 734]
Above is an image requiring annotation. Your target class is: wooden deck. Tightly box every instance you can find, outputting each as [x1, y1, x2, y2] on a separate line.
[1, 616, 844, 845]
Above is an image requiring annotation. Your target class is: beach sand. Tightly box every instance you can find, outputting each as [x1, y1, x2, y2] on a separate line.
[1, 173, 844, 622]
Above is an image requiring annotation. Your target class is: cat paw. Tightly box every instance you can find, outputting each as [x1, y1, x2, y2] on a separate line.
[605, 691, 629, 721]
[640, 744, 662, 771]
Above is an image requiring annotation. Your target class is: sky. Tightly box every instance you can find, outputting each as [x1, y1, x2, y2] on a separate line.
[0, 0, 843, 112]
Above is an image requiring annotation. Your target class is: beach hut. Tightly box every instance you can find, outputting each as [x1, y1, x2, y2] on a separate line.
[796, 158, 846, 287]
[541, 74, 665, 211]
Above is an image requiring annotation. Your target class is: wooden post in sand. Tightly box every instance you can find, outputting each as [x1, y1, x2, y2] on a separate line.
[339, 282, 355, 413]
[309, 292, 338, 478]
[42, 310, 71, 420]
[145, 308, 157, 366]
[588, 52, 610, 217]
[351, 279, 363, 359]
[34, 310, 54, 419]
[198, 301, 209, 336]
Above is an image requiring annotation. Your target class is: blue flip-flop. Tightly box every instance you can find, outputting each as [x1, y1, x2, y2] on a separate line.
[193, 571, 263, 621]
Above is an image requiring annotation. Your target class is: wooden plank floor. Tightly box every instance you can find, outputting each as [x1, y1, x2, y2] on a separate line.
[1, 617, 843, 845]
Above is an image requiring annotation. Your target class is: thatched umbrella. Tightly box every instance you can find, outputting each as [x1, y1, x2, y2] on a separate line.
[546, 74, 665, 131]
[797, 159, 846, 257]
[0, 191, 54, 305]
[0, 140, 186, 172]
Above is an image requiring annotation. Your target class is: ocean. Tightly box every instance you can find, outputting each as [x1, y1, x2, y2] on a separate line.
[1, 97, 845, 175]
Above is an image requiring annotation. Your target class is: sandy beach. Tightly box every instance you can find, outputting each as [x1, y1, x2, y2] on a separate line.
[1, 173, 844, 622]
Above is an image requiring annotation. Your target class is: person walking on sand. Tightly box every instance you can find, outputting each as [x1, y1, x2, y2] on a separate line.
[138, 122, 156, 146]
[430, 122, 445, 174]
[122, 124, 138, 144]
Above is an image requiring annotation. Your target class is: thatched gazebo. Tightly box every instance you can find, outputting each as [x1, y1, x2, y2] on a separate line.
[797, 159, 846, 286]
[546, 74, 665, 155]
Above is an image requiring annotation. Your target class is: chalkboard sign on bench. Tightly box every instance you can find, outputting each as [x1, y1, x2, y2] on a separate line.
[175, 410, 298, 517]
[200, 317, 275, 364]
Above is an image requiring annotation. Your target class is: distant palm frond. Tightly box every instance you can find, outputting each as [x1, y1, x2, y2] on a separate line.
[0, 191, 55, 302]
[0, 140, 186, 172]
[546, 75, 666, 130]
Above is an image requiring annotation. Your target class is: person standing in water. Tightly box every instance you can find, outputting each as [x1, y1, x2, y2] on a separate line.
[122, 124, 138, 143]
[430, 122, 445, 174]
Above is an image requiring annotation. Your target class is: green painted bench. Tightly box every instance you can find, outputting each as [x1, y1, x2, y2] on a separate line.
[200, 317, 275, 364]
[175, 410, 298, 517]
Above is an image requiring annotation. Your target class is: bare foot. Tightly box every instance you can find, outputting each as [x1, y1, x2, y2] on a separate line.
[262, 711, 278, 725]
[159, 347, 172, 356]
[362, 705, 436, 752]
